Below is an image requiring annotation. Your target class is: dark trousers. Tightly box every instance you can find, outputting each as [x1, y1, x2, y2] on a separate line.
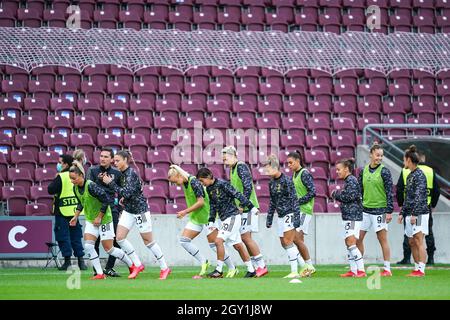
[95, 208, 120, 270]
[402, 211, 435, 260]
[54, 214, 84, 258]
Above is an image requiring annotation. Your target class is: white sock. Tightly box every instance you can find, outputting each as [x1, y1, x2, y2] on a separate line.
[252, 254, 266, 269]
[349, 245, 365, 271]
[147, 241, 168, 270]
[117, 239, 142, 267]
[306, 259, 313, 266]
[384, 261, 391, 272]
[245, 260, 255, 273]
[216, 260, 224, 273]
[85, 241, 103, 275]
[250, 256, 257, 269]
[285, 244, 299, 274]
[418, 262, 426, 273]
[106, 247, 132, 267]
[179, 236, 206, 264]
[414, 263, 419, 271]
[209, 243, 235, 270]
[347, 251, 357, 274]
[297, 252, 306, 268]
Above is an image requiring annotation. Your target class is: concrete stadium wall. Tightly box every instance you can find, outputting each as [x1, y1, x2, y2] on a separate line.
[1, 213, 449, 268]
[121, 213, 450, 267]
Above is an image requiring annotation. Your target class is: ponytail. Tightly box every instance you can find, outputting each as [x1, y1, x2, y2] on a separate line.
[287, 149, 304, 167]
[69, 160, 85, 177]
[404, 145, 420, 165]
[116, 150, 141, 175]
[336, 157, 356, 173]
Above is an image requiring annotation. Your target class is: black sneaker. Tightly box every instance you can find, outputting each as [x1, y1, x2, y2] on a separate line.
[207, 270, 223, 278]
[78, 257, 87, 271]
[426, 257, 434, 265]
[244, 271, 257, 278]
[396, 259, 411, 265]
[58, 258, 71, 271]
[104, 268, 121, 277]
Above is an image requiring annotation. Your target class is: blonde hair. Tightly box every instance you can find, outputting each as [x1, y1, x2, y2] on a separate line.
[168, 164, 190, 180]
[263, 154, 280, 170]
[72, 149, 86, 163]
[69, 160, 85, 177]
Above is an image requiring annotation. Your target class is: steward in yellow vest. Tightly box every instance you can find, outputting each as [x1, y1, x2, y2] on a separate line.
[47, 154, 86, 271]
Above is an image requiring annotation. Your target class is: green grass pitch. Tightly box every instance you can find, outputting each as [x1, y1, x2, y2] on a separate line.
[1, 265, 450, 300]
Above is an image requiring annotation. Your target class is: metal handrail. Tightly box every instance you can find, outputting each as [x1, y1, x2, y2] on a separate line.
[361, 124, 450, 197]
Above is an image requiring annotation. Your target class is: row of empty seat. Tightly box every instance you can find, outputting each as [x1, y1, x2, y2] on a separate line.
[0, 63, 448, 215]
[0, 0, 449, 33]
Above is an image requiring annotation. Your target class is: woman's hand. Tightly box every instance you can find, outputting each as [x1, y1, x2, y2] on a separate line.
[93, 215, 102, 227]
[102, 174, 113, 185]
[176, 210, 188, 219]
[69, 216, 78, 227]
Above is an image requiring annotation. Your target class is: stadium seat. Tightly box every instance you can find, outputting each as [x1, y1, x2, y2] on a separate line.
[2, 186, 28, 216]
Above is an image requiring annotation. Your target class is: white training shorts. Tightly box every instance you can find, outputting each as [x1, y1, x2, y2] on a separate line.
[118, 210, 152, 233]
[277, 213, 295, 238]
[240, 210, 259, 234]
[217, 215, 242, 246]
[405, 214, 429, 238]
[84, 220, 115, 241]
[342, 220, 362, 240]
[184, 220, 220, 235]
[361, 212, 388, 233]
[295, 213, 312, 235]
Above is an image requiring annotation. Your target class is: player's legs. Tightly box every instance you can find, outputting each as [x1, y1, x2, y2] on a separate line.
[376, 229, 391, 273]
[413, 232, 426, 274]
[116, 225, 142, 268]
[344, 235, 365, 277]
[282, 229, 301, 277]
[356, 230, 367, 256]
[213, 237, 226, 273]
[101, 229, 133, 269]
[294, 230, 310, 262]
[408, 237, 419, 270]
[241, 231, 265, 269]
[141, 231, 169, 271]
[232, 242, 255, 276]
[180, 227, 206, 264]
[294, 230, 315, 275]
[105, 208, 120, 272]
[84, 231, 104, 278]
[207, 229, 236, 274]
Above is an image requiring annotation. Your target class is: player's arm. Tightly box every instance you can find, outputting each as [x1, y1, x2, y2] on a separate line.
[224, 181, 254, 211]
[237, 163, 253, 204]
[358, 170, 364, 198]
[412, 175, 427, 217]
[70, 186, 83, 226]
[430, 171, 440, 209]
[396, 172, 405, 207]
[208, 191, 217, 224]
[88, 182, 110, 215]
[109, 171, 139, 200]
[86, 166, 94, 181]
[266, 181, 276, 228]
[298, 170, 316, 205]
[382, 167, 394, 214]
[334, 179, 360, 203]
